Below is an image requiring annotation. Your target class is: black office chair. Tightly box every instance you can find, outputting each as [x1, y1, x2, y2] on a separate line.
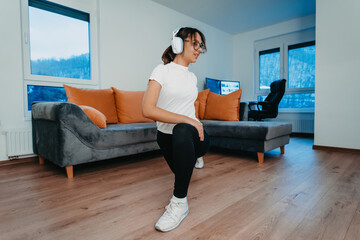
[248, 79, 286, 121]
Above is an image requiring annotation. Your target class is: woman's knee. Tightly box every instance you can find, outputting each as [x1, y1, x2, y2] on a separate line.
[173, 123, 197, 138]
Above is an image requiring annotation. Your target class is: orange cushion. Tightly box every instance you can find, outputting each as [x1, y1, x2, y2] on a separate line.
[111, 87, 154, 123]
[194, 99, 200, 119]
[204, 89, 242, 121]
[63, 84, 118, 123]
[196, 89, 210, 120]
[79, 105, 107, 128]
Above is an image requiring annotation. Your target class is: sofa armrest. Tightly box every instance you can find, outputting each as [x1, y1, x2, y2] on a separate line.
[239, 102, 249, 121]
[32, 102, 102, 163]
[32, 102, 63, 121]
[32, 101, 100, 131]
[32, 101, 90, 121]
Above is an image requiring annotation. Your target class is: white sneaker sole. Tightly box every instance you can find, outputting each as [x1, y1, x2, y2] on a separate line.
[155, 209, 189, 232]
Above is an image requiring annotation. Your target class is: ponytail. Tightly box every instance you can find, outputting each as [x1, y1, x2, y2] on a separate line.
[162, 46, 176, 64]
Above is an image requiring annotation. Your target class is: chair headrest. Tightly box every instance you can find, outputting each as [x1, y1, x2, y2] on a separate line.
[270, 79, 286, 93]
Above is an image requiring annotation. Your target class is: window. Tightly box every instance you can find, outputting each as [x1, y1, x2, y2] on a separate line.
[21, 0, 98, 117]
[288, 41, 315, 89]
[255, 29, 315, 110]
[28, 0, 90, 79]
[259, 48, 280, 90]
[27, 85, 67, 111]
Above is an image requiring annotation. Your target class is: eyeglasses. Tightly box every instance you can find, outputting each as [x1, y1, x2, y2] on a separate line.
[184, 40, 206, 53]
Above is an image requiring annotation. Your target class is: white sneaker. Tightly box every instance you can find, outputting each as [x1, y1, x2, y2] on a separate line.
[155, 199, 189, 232]
[195, 157, 204, 169]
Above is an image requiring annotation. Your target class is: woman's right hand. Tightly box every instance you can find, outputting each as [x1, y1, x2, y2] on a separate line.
[186, 118, 204, 141]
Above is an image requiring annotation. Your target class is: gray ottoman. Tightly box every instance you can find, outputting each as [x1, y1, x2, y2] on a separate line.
[202, 120, 292, 163]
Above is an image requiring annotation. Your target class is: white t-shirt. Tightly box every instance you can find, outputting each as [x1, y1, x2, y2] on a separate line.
[149, 62, 199, 134]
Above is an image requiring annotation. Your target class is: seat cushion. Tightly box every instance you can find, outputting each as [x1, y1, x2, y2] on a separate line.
[90, 123, 158, 148]
[60, 121, 158, 149]
[202, 120, 292, 141]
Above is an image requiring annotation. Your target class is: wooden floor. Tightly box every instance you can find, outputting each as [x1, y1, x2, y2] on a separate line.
[0, 137, 359, 240]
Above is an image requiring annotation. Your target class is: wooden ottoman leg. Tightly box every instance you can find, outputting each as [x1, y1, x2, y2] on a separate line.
[39, 156, 45, 165]
[257, 152, 264, 164]
[280, 146, 285, 154]
[65, 166, 73, 179]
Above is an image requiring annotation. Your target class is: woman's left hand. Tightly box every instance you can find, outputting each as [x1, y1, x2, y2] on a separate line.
[186, 118, 204, 141]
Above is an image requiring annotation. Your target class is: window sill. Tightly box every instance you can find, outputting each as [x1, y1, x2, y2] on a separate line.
[278, 108, 314, 113]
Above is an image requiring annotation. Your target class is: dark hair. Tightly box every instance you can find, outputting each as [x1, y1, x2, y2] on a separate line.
[161, 27, 207, 64]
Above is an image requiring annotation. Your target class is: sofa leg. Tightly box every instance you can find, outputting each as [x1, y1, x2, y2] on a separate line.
[280, 146, 285, 154]
[39, 156, 45, 165]
[257, 152, 264, 164]
[65, 166, 73, 179]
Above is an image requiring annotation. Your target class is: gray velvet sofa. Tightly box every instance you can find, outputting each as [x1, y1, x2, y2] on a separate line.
[32, 102, 291, 178]
[202, 120, 292, 163]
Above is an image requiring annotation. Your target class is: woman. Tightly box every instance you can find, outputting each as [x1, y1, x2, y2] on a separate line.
[142, 27, 210, 232]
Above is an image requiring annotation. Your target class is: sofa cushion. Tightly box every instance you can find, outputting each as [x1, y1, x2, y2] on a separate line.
[194, 100, 200, 119]
[209, 135, 290, 153]
[202, 120, 292, 141]
[196, 89, 210, 120]
[79, 105, 107, 128]
[63, 84, 118, 123]
[97, 123, 157, 147]
[204, 89, 242, 121]
[112, 87, 154, 124]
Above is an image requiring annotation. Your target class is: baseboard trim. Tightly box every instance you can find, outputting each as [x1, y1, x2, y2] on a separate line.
[312, 145, 360, 153]
[291, 133, 314, 138]
[0, 156, 37, 166]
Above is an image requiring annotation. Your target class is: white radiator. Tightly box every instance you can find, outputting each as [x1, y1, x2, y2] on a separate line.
[287, 119, 314, 133]
[266, 113, 314, 133]
[5, 129, 34, 158]
[268, 119, 314, 133]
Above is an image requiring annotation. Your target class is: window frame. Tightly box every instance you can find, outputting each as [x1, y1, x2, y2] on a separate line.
[21, 0, 99, 118]
[254, 28, 315, 112]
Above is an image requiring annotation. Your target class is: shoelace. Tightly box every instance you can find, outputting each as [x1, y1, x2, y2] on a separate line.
[164, 201, 183, 221]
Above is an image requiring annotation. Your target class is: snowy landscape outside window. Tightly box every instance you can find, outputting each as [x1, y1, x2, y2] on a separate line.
[258, 41, 315, 109]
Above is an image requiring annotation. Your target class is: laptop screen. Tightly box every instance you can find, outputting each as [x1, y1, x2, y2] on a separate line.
[206, 78, 240, 95]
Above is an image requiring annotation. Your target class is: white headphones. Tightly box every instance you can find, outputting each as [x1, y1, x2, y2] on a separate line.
[171, 28, 183, 54]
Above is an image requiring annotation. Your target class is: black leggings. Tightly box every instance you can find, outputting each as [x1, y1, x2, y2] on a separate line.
[157, 123, 210, 198]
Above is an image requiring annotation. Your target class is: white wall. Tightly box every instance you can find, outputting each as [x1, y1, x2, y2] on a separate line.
[98, 0, 233, 91]
[232, 14, 316, 102]
[0, 0, 29, 160]
[314, 0, 360, 149]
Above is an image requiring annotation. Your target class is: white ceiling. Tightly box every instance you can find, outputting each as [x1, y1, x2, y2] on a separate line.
[152, 0, 316, 35]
